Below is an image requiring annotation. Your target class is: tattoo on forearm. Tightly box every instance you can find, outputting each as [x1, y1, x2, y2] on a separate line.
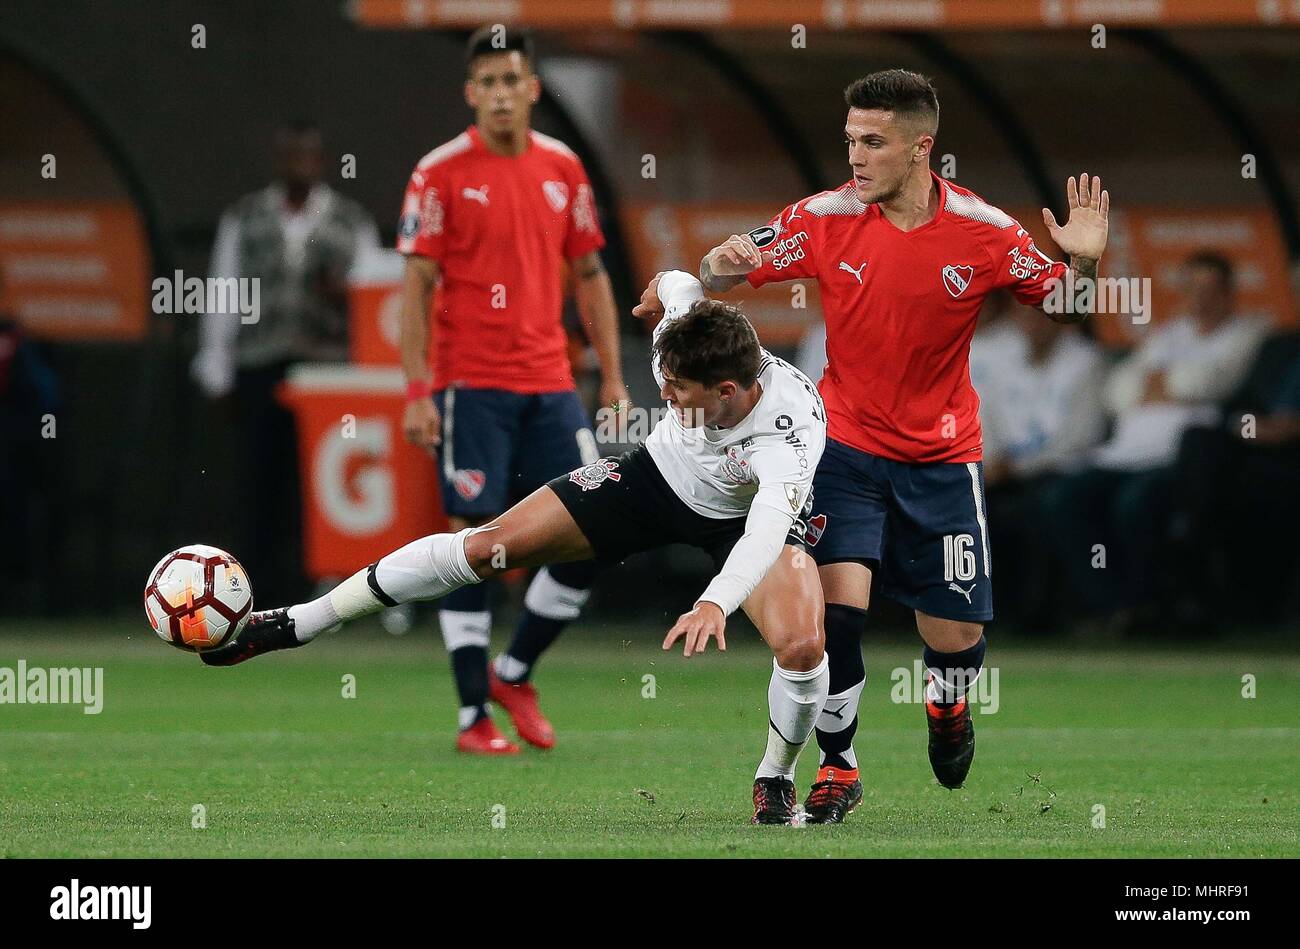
[579, 262, 604, 280]
[1045, 255, 1097, 324]
[699, 257, 743, 292]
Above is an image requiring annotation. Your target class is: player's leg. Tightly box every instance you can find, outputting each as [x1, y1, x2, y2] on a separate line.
[740, 544, 829, 825]
[199, 485, 594, 667]
[884, 458, 993, 789]
[800, 439, 887, 822]
[489, 392, 601, 748]
[432, 388, 519, 744]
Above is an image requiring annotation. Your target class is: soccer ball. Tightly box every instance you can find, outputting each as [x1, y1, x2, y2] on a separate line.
[144, 545, 253, 651]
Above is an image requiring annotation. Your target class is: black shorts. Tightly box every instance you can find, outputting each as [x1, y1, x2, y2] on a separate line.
[547, 445, 805, 571]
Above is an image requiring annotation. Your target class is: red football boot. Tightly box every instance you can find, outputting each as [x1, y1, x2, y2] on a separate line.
[489, 669, 556, 749]
[455, 716, 520, 755]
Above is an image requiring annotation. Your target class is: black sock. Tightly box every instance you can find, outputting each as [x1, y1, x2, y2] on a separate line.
[816, 602, 868, 772]
[500, 561, 596, 683]
[441, 583, 490, 727]
[450, 645, 489, 726]
[923, 634, 987, 708]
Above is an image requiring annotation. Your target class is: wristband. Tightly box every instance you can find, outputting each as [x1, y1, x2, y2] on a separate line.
[405, 379, 434, 402]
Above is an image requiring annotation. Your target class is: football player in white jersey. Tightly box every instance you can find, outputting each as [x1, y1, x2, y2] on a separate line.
[201, 271, 831, 825]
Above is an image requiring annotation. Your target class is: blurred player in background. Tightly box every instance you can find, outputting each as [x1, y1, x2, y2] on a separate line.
[702, 69, 1109, 821]
[205, 271, 830, 826]
[395, 27, 628, 754]
[191, 121, 381, 605]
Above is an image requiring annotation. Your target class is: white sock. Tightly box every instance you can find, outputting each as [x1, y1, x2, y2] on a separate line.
[494, 653, 529, 683]
[286, 528, 483, 643]
[755, 654, 830, 780]
[438, 610, 491, 652]
[372, 528, 481, 601]
[815, 677, 865, 769]
[287, 596, 341, 643]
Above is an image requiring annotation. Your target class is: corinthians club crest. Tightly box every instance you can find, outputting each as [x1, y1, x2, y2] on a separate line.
[568, 458, 622, 491]
[720, 445, 754, 484]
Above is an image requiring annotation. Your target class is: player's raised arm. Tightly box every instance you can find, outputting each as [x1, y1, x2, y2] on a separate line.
[699, 233, 765, 292]
[1040, 172, 1110, 323]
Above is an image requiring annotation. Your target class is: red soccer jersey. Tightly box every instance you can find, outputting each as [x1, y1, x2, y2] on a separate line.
[746, 172, 1066, 463]
[397, 125, 605, 392]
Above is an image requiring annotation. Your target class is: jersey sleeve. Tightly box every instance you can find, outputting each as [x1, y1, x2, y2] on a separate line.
[563, 158, 606, 260]
[995, 222, 1068, 307]
[650, 271, 706, 389]
[747, 430, 817, 520]
[744, 200, 818, 288]
[396, 165, 447, 260]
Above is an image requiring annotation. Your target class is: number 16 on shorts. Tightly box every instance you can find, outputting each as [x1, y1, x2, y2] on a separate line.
[943, 533, 977, 583]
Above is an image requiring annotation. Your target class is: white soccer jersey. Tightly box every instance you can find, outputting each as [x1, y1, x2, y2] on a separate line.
[644, 272, 827, 524]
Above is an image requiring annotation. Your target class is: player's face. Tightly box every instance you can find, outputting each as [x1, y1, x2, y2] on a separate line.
[845, 108, 931, 204]
[275, 131, 324, 190]
[1185, 265, 1232, 321]
[659, 373, 721, 428]
[465, 51, 540, 135]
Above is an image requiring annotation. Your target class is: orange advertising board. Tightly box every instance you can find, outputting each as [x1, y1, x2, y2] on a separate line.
[620, 202, 820, 346]
[352, 0, 1300, 29]
[279, 365, 447, 580]
[0, 201, 150, 341]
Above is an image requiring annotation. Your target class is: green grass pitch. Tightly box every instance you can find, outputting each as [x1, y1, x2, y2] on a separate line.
[2, 619, 1297, 857]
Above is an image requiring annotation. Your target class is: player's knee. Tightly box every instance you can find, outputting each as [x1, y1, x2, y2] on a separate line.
[461, 529, 504, 580]
[775, 630, 825, 672]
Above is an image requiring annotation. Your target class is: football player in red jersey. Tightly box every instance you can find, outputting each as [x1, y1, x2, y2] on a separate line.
[701, 69, 1109, 821]
[395, 27, 629, 755]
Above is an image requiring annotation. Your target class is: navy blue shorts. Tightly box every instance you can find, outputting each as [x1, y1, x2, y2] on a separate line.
[803, 437, 993, 623]
[432, 386, 596, 519]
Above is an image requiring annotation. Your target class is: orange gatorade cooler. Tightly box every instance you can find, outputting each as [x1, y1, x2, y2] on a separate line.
[278, 364, 447, 580]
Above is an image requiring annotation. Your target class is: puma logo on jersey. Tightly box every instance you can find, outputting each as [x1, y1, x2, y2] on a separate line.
[948, 581, 976, 604]
[838, 260, 868, 284]
[462, 185, 490, 206]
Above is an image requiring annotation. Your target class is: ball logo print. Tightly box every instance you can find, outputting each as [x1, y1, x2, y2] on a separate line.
[941, 263, 975, 298]
[143, 545, 252, 651]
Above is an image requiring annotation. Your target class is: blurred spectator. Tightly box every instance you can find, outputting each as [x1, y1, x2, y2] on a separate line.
[972, 292, 1107, 627]
[1042, 251, 1269, 627]
[1168, 329, 1300, 625]
[190, 121, 381, 601]
[0, 268, 61, 610]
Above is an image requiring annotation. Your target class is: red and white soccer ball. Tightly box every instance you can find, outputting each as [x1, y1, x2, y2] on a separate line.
[144, 545, 253, 651]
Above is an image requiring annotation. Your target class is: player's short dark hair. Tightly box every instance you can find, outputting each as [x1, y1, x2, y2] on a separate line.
[654, 300, 761, 389]
[1185, 250, 1234, 290]
[465, 25, 535, 71]
[844, 69, 939, 135]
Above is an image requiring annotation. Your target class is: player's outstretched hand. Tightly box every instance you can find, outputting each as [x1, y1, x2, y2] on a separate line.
[402, 397, 442, 451]
[663, 601, 727, 657]
[1042, 172, 1109, 262]
[704, 233, 765, 276]
[631, 272, 666, 319]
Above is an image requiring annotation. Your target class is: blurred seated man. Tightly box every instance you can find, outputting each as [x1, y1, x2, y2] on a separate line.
[1042, 251, 1268, 628]
[1215, 334, 1300, 622]
[973, 291, 1107, 627]
[190, 120, 380, 602]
